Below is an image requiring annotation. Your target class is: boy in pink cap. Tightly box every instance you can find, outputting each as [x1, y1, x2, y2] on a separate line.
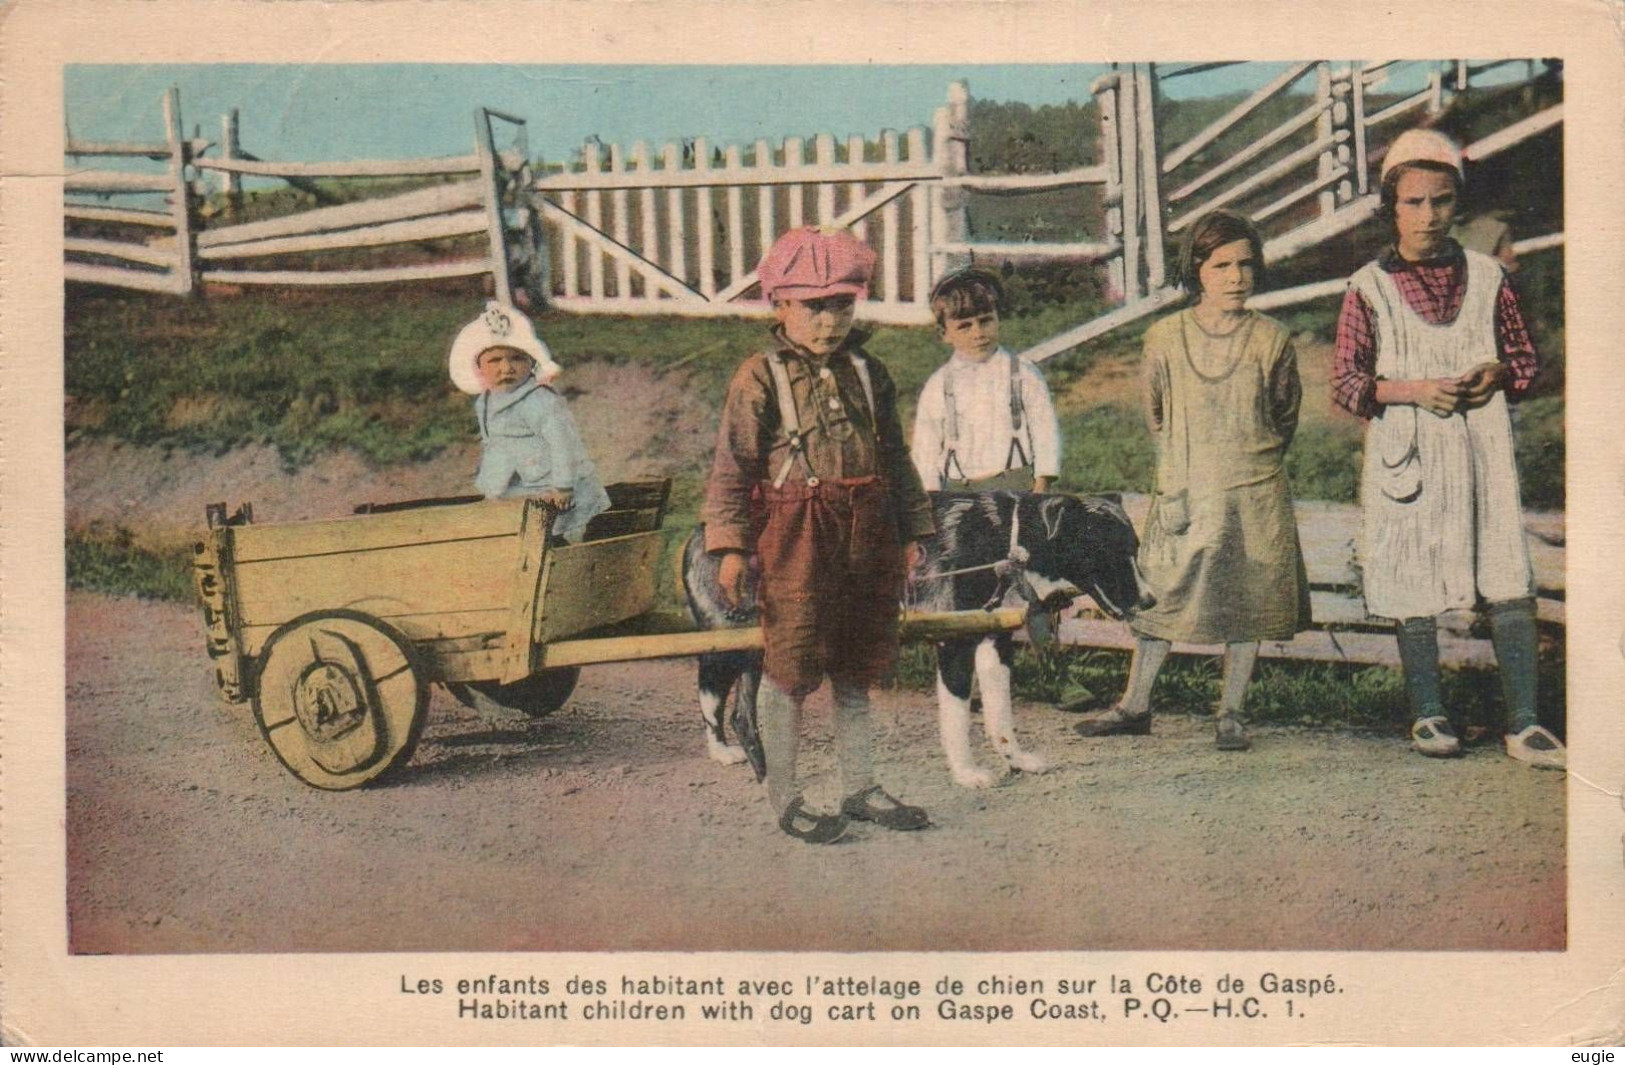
[702, 226, 936, 843]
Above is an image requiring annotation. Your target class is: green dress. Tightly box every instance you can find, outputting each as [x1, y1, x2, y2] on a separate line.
[1130, 309, 1311, 644]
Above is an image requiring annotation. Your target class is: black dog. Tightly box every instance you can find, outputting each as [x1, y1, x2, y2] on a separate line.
[682, 490, 1150, 786]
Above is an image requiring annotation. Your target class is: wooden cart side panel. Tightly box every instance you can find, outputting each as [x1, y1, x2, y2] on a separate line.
[232, 536, 515, 639]
[239, 607, 509, 659]
[229, 499, 525, 563]
[499, 500, 556, 683]
[536, 531, 664, 645]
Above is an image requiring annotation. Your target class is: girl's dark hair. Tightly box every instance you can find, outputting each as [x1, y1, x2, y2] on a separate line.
[1176, 209, 1266, 299]
[1377, 159, 1465, 227]
[929, 266, 1007, 326]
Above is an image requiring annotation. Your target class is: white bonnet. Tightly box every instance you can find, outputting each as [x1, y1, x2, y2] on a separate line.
[448, 300, 562, 395]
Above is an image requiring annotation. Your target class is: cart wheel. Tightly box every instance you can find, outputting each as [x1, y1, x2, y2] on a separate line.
[252, 611, 429, 790]
[448, 667, 580, 719]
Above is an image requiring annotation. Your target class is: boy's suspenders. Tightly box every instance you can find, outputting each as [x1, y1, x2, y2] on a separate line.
[940, 350, 1030, 485]
[765, 350, 877, 489]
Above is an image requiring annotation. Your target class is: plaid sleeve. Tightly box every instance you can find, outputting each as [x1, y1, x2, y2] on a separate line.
[1494, 275, 1539, 400]
[1331, 287, 1380, 419]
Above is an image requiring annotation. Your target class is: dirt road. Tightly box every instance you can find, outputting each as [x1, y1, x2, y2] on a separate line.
[66, 591, 1564, 955]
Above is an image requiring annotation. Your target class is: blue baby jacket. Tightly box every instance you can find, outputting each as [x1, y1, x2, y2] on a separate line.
[474, 379, 611, 542]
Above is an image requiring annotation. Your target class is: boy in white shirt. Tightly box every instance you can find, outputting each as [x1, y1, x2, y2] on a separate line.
[912, 268, 1062, 492]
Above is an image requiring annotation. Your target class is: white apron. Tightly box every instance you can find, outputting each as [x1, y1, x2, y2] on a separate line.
[1353, 250, 1534, 619]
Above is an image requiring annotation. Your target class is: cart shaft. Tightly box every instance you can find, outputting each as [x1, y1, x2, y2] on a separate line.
[533, 607, 1029, 669]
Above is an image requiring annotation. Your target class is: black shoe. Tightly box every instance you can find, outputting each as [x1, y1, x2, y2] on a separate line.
[1073, 706, 1152, 737]
[840, 785, 930, 831]
[778, 798, 848, 844]
[1214, 715, 1251, 751]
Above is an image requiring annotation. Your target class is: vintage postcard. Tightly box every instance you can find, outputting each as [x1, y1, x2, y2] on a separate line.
[2, 0, 1622, 1048]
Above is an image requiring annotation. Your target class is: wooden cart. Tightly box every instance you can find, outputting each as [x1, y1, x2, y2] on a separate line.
[192, 479, 1025, 790]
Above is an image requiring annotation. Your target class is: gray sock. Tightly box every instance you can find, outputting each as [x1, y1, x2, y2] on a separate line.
[1219, 641, 1259, 718]
[760, 679, 801, 817]
[1121, 637, 1171, 716]
[832, 679, 876, 800]
[1490, 598, 1539, 734]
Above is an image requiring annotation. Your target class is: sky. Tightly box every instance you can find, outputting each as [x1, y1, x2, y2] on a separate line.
[61, 60, 1497, 174]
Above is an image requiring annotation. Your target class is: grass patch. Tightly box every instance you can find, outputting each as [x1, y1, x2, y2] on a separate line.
[891, 637, 1565, 735]
[1284, 420, 1364, 504]
[1514, 395, 1564, 511]
[67, 527, 195, 602]
[1053, 404, 1154, 495]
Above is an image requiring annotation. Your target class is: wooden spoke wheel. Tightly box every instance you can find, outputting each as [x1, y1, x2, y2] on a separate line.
[252, 611, 429, 790]
[447, 667, 580, 719]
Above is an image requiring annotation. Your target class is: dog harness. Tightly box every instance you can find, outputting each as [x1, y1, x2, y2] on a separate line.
[939, 350, 1032, 486]
[765, 349, 876, 489]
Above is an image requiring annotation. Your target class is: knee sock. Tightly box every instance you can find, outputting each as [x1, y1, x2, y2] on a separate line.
[832, 679, 876, 800]
[1395, 616, 1445, 721]
[1219, 641, 1259, 718]
[1490, 598, 1539, 734]
[760, 679, 802, 817]
[1121, 637, 1171, 717]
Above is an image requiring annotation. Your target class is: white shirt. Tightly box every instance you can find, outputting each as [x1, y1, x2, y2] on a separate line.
[911, 348, 1061, 489]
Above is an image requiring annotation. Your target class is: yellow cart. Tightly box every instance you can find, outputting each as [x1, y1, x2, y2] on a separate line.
[192, 480, 1024, 790]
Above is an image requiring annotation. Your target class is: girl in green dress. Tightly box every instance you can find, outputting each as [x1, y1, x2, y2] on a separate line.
[1076, 210, 1311, 750]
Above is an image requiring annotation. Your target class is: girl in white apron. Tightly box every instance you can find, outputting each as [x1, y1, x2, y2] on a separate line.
[1330, 129, 1563, 769]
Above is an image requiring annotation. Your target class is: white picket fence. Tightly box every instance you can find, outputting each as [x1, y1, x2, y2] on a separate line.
[529, 86, 971, 325]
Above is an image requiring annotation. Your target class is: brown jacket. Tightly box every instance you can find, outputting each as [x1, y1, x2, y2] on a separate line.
[703, 327, 935, 554]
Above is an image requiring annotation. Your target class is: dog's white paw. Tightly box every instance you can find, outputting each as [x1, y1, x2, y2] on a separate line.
[950, 763, 1000, 789]
[707, 739, 748, 766]
[1004, 749, 1049, 775]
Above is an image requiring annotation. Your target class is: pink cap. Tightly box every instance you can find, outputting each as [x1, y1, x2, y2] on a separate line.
[758, 226, 875, 301]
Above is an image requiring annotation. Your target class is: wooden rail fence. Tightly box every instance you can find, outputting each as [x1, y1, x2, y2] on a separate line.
[66, 97, 542, 303]
[1020, 59, 1564, 362]
[1054, 497, 1565, 668]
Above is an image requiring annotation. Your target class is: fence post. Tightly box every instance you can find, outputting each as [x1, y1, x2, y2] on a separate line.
[634, 141, 657, 302]
[609, 142, 631, 298]
[1095, 72, 1126, 303]
[785, 136, 805, 229]
[932, 80, 971, 280]
[663, 141, 687, 286]
[724, 144, 745, 293]
[1134, 64, 1167, 292]
[906, 127, 930, 304]
[1116, 66, 1144, 303]
[473, 108, 515, 305]
[847, 133, 869, 244]
[695, 137, 716, 298]
[1327, 66, 1356, 208]
[1315, 63, 1337, 218]
[1098, 71, 1124, 304]
[1351, 62, 1370, 197]
[219, 108, 243, 221]
[163, 87, 198, 295]
[754, 138, 775, 275]
[815, 132, 837, 224]
[880, 130, 900, 305]
[583, 139, 605, 300]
